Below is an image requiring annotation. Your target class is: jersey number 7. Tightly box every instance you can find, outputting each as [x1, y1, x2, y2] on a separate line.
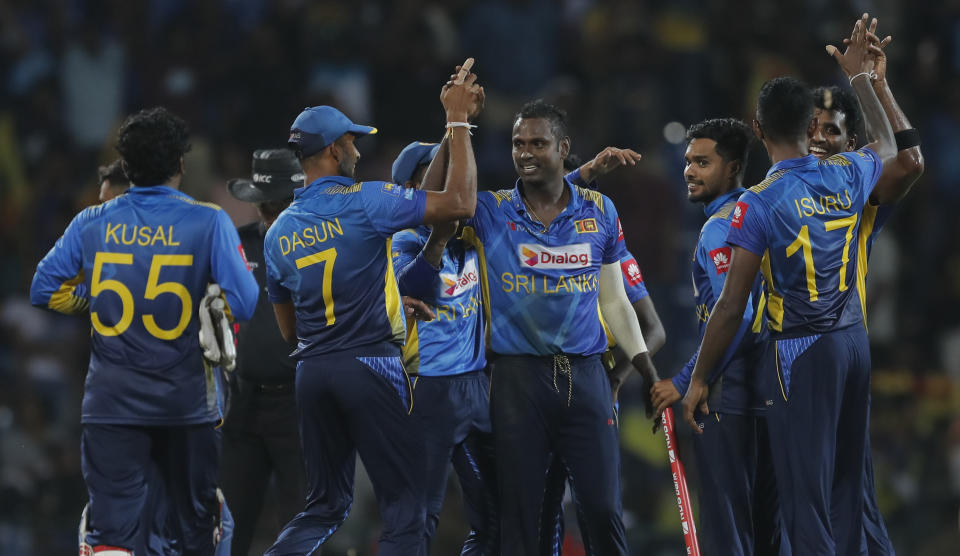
[785, 214, 857, 301]
[295, 247, 338, 326]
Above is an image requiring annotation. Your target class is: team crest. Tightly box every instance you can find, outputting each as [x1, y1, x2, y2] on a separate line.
[574, 218, 598, 233]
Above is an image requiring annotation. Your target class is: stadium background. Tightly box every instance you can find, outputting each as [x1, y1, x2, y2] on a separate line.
[0, 0, 958, 554]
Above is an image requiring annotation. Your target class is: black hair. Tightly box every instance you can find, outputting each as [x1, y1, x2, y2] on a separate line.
[115, 107, 191, 186]
[515, 99, 569, 143]
[756, 77, 814, 143]
[562, 153, 583, 172]
[813, 85, 862, 143]
[686, 118, 752, 168]
[97, 159, 129, 186]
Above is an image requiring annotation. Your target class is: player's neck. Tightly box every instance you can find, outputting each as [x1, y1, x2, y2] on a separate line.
[520, 176, 567, 209]
[764, 140, 810, 166]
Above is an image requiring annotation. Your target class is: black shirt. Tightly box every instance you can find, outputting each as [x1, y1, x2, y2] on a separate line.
[235, 221, 296, 383]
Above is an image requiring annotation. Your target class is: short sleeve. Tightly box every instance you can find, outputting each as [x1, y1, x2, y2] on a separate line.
[263, 233, 292, 304]
[619, 253, 648, 303]
[601, 196, 628, 264]
[725, 191, 769, 256]
[839, 147, 883, 208]
[360, 182, 428, 238]
[391, 228, 425, 274]
[697, 219, 734, 300]
[210, 210, 259, 320]
[463, 191, 499, 243]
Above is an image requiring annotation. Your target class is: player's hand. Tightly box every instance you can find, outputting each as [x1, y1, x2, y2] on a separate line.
[402, 296, 435, 321]
[441, 58, 482, 122]
[651, 378, 682, 420]
[430, 219, 459, 243]
[581, 147, 642, 182]
[843, 18, 891, 83]
[631, 351, 660, 420]
[681, 378, 708, 434]
[826, 13, 877, 79]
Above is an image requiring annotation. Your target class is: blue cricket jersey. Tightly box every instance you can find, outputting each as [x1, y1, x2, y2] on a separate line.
[726, 149, 882, 337]
[392, 228, 485, 377]
[461, 178, 627, 356]
[671, 189, 767, 414]
[855, 203, 894, 324]
[29, 185, 259, 425]
[264, 176, 427, 357]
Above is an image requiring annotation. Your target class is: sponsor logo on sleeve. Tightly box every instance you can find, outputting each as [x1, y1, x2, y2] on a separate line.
[731, 202, 748, 229]
[574, 218, 598, 233]
[439, 258, 479, 297]
[518, 243, 591, 269]
[616, 217, 624, 241]
[709, 247, 731, 274]
[237, 244, 251, 271]
[621, 257, 643, 286]
[382, 182, 402, 196]
[403, 188, 415, 200]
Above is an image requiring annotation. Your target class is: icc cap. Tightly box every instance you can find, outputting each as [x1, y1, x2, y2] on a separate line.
[227, 149, 304, 203]
[288, 106, 377, 159]
[391, 141, 440, 185]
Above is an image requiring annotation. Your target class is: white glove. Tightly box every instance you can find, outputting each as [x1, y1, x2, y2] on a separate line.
[199, 284, 222, 364]
[210, 296, 236, 372]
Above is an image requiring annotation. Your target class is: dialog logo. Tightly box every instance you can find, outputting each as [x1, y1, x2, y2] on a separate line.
[518, 243, 591, 269]
[440, 258, 479, 297]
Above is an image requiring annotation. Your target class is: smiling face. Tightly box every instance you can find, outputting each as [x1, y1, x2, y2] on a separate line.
[683, 137, 736, 204]
[810, 108, 856, 159]
[512, 117, 568, 187]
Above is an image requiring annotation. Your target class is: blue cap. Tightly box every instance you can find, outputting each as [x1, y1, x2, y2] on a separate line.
[391, 141, 440, 185]
[288, 106, 377, 158]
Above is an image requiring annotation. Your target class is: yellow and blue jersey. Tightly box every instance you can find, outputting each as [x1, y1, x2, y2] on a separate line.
[855, 203, 894, 324]
[727, 149, 883, 337]
[461, 178, 627, 356]
[672, 188, 767, 414]
[29, 185, 259, 425]
[264, 176, 427, 357]
[392, 228, 485, 377]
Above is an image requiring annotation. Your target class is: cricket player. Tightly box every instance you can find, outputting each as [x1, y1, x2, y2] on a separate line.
[681, 17, 901, 554]
[807, 24, 923, 554]
[31, 107, 259, 555]
[391, 140, 499, 555]
[649, 118, 779, 555]
[263, 66, 482, 555]
[460, 99, 660, 555]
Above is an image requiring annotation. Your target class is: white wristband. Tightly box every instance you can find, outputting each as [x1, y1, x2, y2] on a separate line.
[848, 70, 877, 85]
[446, 121, 477, 135]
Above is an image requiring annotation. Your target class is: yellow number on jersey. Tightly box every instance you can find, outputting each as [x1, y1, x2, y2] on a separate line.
[785, 214, 859, 302]
[295, 247, 338, 326]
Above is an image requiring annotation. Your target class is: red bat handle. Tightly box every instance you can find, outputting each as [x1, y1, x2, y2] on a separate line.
[663, 407, 701, 556]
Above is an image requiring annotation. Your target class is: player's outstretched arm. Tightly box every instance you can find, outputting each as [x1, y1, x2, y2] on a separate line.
[681, 246, 759, 432]
[423, 59, 482, 224]
[605, 296, 667, 404]
[578, 147, 643, 184]
[848, 24, 924, 205]
[598, 262, 660, 419]
[827, 14, 896, 165]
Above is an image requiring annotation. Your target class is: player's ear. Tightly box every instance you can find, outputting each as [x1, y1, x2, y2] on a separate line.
[178, 157, 185, 176]
[726, 160, 742, 181]
[559, 136, 570, 159]
[846, 134, 858, 151]
[752, 119, 764, 141]
[807, 117, 818, 139]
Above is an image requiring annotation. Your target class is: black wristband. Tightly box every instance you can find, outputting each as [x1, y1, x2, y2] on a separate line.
[894, 128, 921, 151]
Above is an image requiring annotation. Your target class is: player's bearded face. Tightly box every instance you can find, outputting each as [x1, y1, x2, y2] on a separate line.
[810, 108, 854, 159]
[512, 118, 564, 185]
[336, 134, 360, 178]
[683, 138, 729, 204]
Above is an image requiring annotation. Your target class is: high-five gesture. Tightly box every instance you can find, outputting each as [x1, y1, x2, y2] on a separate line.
[580, 147, 643, 183]
[441, 58, 484, 122]
[826, 13, 880, 80]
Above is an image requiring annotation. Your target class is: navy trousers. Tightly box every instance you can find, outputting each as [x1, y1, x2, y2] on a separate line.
[491, 354, 626, 556]
[412, 371, 498, 555]
[81, 423, 220, 555]
[265, 342, 426, 556]
[763, 325, 871, 556]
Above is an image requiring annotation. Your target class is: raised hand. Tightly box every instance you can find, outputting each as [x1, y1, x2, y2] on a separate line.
[826, 13, 877, 80]
[581, 147, 643, 182]
[843, 17, 892, 82]
[441, 58, 483, 122]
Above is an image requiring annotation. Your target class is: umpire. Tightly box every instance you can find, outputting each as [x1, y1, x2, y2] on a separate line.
[220, 149, 307, 555]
